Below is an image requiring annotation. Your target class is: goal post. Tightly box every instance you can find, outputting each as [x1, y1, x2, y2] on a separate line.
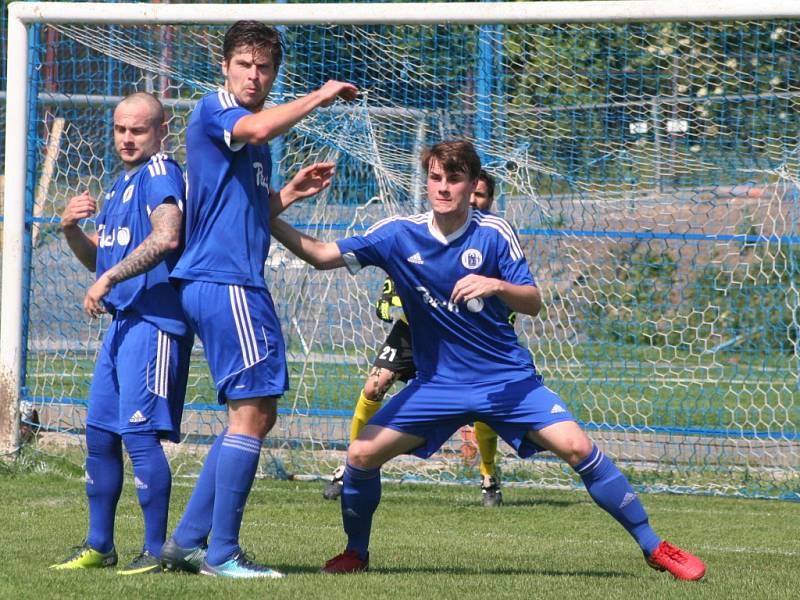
[2, 1, 799, 498]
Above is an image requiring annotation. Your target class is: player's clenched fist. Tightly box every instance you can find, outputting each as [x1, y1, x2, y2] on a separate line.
[450, 273, 502, 305]
[61, 191, 97, 229]
[83, 275, 112, 318]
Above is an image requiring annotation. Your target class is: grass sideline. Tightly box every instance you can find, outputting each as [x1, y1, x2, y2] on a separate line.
[1, 469, 798, 599]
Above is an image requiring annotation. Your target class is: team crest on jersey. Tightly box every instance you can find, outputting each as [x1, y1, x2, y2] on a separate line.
[461, 248, 483, 270]
[122, 185, 135, 204]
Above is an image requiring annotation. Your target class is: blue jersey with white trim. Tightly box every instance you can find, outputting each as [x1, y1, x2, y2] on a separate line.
[95, 153, 190, 340]
[336, 209, 538, 383]
[171, 89, 274, 288]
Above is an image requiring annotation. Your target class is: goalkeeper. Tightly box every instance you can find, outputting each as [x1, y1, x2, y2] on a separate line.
[323, 170, 505, 507]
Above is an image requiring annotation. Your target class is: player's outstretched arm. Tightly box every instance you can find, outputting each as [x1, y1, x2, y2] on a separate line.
[270, 162, 335, 217]
[233, 80, 358, 145]
[61, 191, 99, 272]
[450, 274, 541, 317]
[83, 201, 182, 317]
[270, 217, 345, 270]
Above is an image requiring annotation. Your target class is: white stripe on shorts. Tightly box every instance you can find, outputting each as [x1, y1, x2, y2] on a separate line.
[228, 285, 260, 368]
[154, 330, 171, 398]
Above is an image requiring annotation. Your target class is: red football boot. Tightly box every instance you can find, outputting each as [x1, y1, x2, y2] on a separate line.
[321, 550, 369, 574]
[646, 541, 706, 581]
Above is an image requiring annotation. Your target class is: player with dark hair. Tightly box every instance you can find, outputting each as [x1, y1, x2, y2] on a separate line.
[323, 170, 506, 506]
[51, 92, 191, 576]
[158, 20, 357, 579]
[270, 140, 706, 581]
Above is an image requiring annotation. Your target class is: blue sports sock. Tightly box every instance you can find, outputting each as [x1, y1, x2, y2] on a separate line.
[342, 462, 381, 560]
[85, 425, 123, 554]
[205, 433, 262, 566]
[575, 445, 661, 555]
[173, 427, 227, 549]
[122, 432, 172, 556]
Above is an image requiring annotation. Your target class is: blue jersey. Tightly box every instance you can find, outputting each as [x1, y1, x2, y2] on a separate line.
[95, 153, 190, 340]
[171, 89, 274, 288]
[336, 209, 538, 383]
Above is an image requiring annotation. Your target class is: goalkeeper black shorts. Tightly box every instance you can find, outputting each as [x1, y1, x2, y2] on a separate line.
[372, 319, 416, 382]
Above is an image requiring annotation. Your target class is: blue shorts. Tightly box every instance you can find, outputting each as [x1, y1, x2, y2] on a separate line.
[369, 374, 575, 459]
[178, 280, 289, 403]
[87, 312, 191, 443]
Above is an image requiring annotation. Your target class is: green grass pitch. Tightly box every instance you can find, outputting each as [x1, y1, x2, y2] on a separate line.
[1, 468, 798, 599]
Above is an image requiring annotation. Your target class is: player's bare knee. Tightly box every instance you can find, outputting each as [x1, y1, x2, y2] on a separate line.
[347, 439, 381, 470]
[228, 397, 278, 439]
[362, 383, 380, 402]
[563, 435, 594, 466]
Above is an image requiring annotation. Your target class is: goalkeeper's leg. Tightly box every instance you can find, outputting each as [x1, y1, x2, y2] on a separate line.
[352, 318, 416, 442]
[350, 368, 399, 441]
[475, 421, 502, 507]
[325, 319, 416, 501]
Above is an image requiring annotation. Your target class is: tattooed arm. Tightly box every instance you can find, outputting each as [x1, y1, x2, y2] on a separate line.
[84, 200, 182, 317]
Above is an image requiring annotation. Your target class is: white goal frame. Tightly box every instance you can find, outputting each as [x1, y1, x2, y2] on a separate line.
[3, 0, 799, 454]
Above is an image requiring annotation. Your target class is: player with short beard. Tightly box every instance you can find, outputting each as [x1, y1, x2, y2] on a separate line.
[159, 20, 357, 579]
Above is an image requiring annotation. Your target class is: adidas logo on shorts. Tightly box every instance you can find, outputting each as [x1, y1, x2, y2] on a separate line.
[128, 410, 147, 424]
[550, 404, 566, 414]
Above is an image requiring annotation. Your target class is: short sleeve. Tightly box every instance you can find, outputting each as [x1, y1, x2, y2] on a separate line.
[142, 157, 186, 215]
[493, 218, 536, 287]
[203, 90, 252, 152]
[335, 218, 399, 274]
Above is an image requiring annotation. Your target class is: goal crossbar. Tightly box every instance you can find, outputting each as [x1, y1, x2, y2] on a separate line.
[9, 1, 800, 25]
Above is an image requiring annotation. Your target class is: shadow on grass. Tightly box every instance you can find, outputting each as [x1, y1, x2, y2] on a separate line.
[500, 497, 587, 508]
[283, 565, 631, 578]
[273, 561, 629, 578]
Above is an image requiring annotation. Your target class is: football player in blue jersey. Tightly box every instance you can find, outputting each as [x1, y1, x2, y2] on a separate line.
[159, 21, 358, 579]
[323, 170, 507, 507]
[270, 140, 706, 581]
[51, 93, 192, 576]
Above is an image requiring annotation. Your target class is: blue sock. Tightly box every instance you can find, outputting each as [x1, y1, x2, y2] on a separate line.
[205, 433, 262, 566]
[85, 425, 123, 554]
[122, 432, 172, 556]
[575, 445, 661, 555]
[173, 427, 227, 549]
[341, 462, 381, 560]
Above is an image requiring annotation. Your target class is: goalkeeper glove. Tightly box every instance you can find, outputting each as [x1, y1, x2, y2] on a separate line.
[376, 277, 403, 322]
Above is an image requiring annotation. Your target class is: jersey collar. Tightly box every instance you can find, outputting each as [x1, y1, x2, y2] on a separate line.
[427, 208, 473, 245]
[122, 162, 146, 180]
